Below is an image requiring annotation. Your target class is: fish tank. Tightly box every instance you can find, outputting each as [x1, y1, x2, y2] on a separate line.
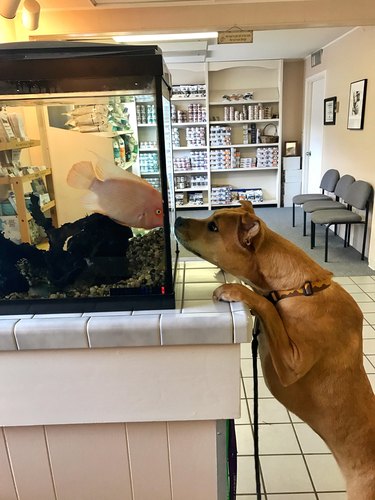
[0, 42, 176, 314]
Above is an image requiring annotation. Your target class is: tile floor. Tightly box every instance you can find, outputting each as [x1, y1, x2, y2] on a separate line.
[234, 274, 375, 499]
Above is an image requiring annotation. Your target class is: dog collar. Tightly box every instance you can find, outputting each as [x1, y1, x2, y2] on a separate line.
[266, 278, 331, 304]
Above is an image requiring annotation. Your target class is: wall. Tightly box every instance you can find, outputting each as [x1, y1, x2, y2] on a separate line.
[283, 60, 304, 151]
[304, 26, 375, 267]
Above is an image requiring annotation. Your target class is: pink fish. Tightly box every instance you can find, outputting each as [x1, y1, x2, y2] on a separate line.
[67, 160, 164, 229]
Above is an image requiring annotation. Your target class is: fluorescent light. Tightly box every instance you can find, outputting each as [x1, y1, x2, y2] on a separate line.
[113, 32, 218, 43]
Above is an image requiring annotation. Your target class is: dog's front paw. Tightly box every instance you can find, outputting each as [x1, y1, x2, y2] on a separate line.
[213, 284, 245, 303]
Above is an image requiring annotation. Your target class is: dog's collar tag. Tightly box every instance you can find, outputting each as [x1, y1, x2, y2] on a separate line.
[266, 278, 330, 304]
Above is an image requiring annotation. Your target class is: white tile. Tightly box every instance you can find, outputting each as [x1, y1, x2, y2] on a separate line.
[235, 424, 254, 455]
[236, 456, 257, 494]
[235, 400, 250, 425]
[332, 277, 354, 285]
[317, 493, 347, 499]
[363, 338, 375, 354]
[366, 355, 375, 371]
[15, 317, 89, 350]
[362, 325, 375, 338]
[233, 311, 252, 344]
[267, 495, 316, 499]
[184, 268, 225, 283]
[260, 455, 313, 493]
[363, 356, 375, 373]
[293, 423, 330, 453]
[340, 284, 363, 293]
[183, 260, 217, 269]
[305, 454, 345, 492]
[224, 272, 242, 283]
[352, 294, 374, 305]
[241, 342, 252, 359]
[160, 313, 233, 345]
[183, 282, 222, 300]
[241, 358, 253, 377]
[358, 301, 375, 312]
[250, 398, 290, 424]
[87, 314, 161, 347]
[351, 276, 375, 284]
[363, 312, 375, 325]
[243, 377, 273, 399]
[358, 283, 375, 292]
[367, 292, 375, 301]
[258, 423, 300, 454]
[0, 319, 18, 350]
[182, 299, 230, 313]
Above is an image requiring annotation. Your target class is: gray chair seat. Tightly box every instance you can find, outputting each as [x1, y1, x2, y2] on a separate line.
[303, 199, 345, 213]
[311, 209, 362, 225]
[293, 193, 331, 204]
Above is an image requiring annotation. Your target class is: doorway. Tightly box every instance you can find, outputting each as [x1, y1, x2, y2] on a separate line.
[302, 71, 326, 193]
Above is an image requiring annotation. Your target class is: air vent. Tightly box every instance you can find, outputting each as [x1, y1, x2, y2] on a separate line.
[311, 49, 323, 67]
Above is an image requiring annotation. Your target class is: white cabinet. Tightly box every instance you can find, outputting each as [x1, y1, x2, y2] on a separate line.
[169, 60, 283, 210]
[282, 156, 302, 207]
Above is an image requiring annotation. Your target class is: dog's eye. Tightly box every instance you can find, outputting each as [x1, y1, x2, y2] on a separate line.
[208, 221, 218, 232]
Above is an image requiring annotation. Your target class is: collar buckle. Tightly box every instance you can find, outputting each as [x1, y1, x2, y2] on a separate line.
[303, 281, 313, 296]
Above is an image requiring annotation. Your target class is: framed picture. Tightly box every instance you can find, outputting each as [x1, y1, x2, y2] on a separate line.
[285, 141, 298, 156]
[347, 79, 367, 130]
[324, 96, 337, 125]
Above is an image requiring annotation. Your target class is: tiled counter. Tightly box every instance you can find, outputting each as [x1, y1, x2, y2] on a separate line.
[0, 259, 252, 500]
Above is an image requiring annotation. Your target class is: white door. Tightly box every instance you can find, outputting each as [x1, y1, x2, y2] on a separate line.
[303, 72, 326, 193]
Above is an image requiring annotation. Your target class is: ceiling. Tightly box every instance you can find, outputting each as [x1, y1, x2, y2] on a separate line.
[34, 0, 354, 62]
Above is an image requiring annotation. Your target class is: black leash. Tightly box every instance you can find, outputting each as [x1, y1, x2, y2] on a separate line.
[251, 316, 262, 499]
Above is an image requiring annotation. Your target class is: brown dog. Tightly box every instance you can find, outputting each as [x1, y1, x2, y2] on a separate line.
[175, 200, 375, 499]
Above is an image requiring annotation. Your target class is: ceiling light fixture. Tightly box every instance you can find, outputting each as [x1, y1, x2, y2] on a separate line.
[22, 0, 40, 30]
[0, 0, 21, 19]
[113, 32, 218, 43]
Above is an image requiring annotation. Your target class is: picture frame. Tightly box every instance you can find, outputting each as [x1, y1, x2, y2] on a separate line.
[285, 141, 298, 157]
[347, 79, 367, 130]
[324, 96, 337, 125]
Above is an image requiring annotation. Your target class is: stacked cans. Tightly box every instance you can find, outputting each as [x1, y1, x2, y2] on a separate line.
[172, 128, 181, 147]
[247, 104, 272, 120]
[188, 103, 206, 123]
[256, 147, 279, 168]
[147, 176, 161, 191]
[210, 125, 231, 146]
[139, 141, 157, 150]
[136, 104, 156, 124]
[210, 148, 240, 169]
[186, 127, 206, 147]
[139, 152, 159, 173]
[188, 192, 204, 205]
[211, 186, 232, 205]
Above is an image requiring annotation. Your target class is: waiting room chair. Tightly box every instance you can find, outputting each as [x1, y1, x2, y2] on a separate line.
[310, 180, 373, 262]
[292, 169, 340, 227]
[301, 174, 355, 236]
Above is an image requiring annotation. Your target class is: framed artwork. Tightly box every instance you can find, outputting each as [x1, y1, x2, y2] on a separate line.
[324, 96, 337, 125]
[347, 79, 367, 130]
[285, 141, 298, 156]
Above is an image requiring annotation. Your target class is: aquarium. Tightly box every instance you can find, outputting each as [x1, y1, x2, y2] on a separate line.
[0, 42, 176, 314]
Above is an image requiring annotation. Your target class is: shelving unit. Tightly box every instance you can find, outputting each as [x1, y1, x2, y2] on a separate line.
[0, 136, 56, 244]
[169, 60, 283, 210]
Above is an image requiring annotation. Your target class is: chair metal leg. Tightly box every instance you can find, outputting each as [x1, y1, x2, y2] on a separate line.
[325, 225, 330, 262]
[311, 221, 315, 249]
[362, 220, 369, 260]
[303, 211, 307, 236]
[344, 224, 349, 247]
[292, 203, 296, 227]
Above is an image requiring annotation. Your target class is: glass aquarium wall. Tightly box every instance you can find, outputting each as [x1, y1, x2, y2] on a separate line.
[0, 42, 175, 313]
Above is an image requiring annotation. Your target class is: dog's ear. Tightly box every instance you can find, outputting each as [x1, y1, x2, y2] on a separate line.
[239, 212, 261, 247]
[239, 200, 255, 214]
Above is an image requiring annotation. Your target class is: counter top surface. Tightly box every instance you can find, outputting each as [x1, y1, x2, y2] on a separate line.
[0, 260, 252, 351]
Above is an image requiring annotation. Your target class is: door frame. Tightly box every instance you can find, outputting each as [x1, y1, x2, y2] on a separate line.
[302, 70, 326, 193]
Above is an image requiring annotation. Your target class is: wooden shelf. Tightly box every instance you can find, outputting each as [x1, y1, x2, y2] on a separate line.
[211, 167, 278, 173]
[209, 119, 279, 125]
[0, 139, 40, 152]
[172, 122, 207, 127]
[0, 169, 52, 185]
